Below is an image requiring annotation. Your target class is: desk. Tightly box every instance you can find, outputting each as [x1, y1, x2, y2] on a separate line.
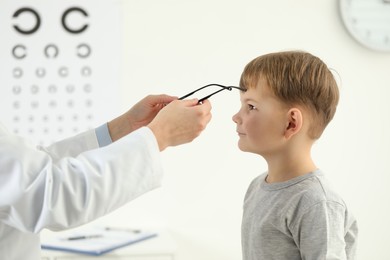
[41, 230, 176, 260]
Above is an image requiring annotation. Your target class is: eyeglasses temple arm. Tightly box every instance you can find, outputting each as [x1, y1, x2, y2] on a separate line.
[178, 84, 231, 100]
[198, 88, 229, 103]
[229, 86, 246, 92]
[178, 84, 245, 102]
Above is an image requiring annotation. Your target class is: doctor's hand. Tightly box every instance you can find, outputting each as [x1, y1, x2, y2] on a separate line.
[147, 99, 212, 151]
[108, 94, 177, 142]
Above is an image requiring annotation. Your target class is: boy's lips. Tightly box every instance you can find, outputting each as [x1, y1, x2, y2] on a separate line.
[236, 130, 246, 136]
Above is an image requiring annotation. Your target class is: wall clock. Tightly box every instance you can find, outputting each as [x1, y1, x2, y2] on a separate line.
[339, 0, 390, 52]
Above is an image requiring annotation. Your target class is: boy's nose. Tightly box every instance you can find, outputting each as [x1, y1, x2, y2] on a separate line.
[232, 112, 240, 124]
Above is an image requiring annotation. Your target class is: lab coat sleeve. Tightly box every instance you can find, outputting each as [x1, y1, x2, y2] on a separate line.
[0, 125, 163, 233]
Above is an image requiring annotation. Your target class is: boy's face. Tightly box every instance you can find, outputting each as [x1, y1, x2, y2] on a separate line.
[232, 78, 289, 156]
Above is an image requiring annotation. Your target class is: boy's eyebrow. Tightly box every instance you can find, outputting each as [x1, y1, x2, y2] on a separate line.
[242, 97, 258, 103]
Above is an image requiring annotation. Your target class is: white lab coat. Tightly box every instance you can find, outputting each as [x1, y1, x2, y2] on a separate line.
[0, 123, 163, 259]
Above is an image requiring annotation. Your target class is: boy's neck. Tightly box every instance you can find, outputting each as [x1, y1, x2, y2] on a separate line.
[265, 153, 317, 183]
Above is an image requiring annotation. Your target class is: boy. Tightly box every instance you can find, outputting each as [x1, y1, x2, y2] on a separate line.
[232, 51, 358, 259]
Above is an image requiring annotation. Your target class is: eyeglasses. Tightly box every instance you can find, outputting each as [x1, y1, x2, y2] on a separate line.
[179, 83, 246, 103]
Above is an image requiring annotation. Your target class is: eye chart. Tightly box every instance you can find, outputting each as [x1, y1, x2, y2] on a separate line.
[0, 0, 122, 146]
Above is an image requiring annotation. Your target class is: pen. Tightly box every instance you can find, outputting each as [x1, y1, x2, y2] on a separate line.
[105, 227, 141, 233]
[66, 234, 103, 240]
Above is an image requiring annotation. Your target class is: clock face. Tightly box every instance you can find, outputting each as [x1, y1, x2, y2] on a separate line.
[339, 0, 390, 52]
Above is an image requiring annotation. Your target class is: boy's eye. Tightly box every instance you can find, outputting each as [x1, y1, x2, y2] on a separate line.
[248, 104, 257, 110]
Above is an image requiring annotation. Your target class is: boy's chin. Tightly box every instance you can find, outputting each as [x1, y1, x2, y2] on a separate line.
[237, 142, 249, 152]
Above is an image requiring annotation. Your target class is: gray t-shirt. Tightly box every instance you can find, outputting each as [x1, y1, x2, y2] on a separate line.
[242, 170, 358, 260]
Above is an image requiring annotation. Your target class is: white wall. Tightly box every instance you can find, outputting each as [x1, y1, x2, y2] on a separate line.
[97, 0, 390, 259]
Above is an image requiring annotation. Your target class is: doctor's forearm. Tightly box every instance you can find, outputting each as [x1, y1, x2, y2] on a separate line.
[40, 127, 163, 232]
[0, 127, 163, 233]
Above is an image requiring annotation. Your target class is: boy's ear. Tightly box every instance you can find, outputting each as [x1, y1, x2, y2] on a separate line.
[284, 108, 303, 139]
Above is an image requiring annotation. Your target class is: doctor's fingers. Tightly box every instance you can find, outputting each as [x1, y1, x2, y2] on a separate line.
[145, 94, 178, 107]
[187, 100, 212, 133]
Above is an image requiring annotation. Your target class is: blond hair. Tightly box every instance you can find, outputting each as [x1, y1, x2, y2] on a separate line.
[240, 51, 339, 139]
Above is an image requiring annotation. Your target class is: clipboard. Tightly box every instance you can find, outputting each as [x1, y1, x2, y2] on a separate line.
[41, 226, 157, 256]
